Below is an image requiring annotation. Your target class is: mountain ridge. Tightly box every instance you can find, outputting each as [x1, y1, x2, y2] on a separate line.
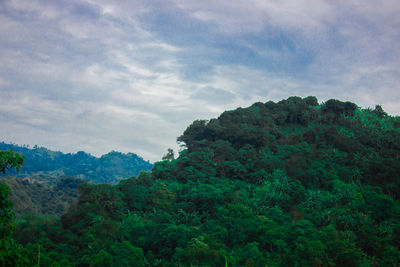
[0, 142, 153, 184]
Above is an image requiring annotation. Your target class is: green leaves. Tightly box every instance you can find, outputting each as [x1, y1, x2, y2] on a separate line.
[110, 241, 145, 267]
[0, 150, 27, 266]
[0, 150, 24, 174]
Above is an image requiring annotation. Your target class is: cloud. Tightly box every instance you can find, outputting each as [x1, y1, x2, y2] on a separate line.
[173, 0, 335, 35]
[191, 86, 236, 105]
[0, 0, 399, 162]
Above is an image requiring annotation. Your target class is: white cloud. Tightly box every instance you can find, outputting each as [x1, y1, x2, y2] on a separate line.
[173, 0, 335, 35]
[7, 0, 61, 19]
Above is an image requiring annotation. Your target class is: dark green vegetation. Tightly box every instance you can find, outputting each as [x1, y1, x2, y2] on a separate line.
[3, 96, 400, 266]
[2, 175, 83, 217]
[0, 142, 152, 184]
[0, 150, 27, 266]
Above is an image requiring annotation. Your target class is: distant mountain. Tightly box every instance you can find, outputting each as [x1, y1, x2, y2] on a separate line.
[0, 142, 152, 184]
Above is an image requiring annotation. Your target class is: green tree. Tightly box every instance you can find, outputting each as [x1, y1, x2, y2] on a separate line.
[162, 148, 175, 161]
[0, 150, 27, 266]
[0, 150, 24, 174]
[80, 249, 112, 267]
[111, 241, 145, 267]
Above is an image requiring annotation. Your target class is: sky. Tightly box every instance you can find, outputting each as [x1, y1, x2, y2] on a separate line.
[1, 0, 400, 162]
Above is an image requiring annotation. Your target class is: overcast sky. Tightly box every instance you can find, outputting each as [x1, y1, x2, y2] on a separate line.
[1, 0, 399, 162]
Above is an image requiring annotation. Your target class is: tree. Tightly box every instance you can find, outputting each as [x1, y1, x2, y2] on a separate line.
[374, 105, 387, 118]
[0, 150, 27, 266]
[162, 148, 175, 161]
[111, 241, 145, 267]
[0, 150, 24, 174]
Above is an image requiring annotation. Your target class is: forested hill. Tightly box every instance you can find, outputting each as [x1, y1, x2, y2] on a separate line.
[2, 175, 83, 217]
[12, 97, 400, 266]
[0, 143, 152, 184]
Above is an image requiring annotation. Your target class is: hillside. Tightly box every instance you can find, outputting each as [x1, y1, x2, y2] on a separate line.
[0, 143, 153, 184]
[11, 97, 400, 266]
[1, 175, 83, 217]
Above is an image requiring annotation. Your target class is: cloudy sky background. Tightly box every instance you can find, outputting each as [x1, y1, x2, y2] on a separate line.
[1, 0, 399, 162]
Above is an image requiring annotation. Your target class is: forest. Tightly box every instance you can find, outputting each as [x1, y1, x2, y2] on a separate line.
[1, 96, 400, 266]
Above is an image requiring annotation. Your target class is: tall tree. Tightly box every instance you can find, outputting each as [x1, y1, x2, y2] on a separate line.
[0, 150, 27, 266]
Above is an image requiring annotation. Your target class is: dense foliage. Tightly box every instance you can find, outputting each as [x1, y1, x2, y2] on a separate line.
[0, 150, 27, 266]
[0, 143, 152, 184]
[6, 97, 400, 266]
